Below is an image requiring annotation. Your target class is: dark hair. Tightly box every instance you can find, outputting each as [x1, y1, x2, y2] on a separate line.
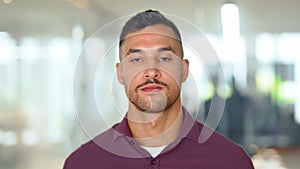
[119, 10, 182, 48]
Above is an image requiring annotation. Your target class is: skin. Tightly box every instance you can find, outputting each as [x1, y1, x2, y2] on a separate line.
[116, 24, 189, 146]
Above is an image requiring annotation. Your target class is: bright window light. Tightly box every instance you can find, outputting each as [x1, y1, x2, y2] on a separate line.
[22, 129, 38, 146]
[48, 38, 71, 61]
[0, 32, 16, 63]
[72, 25, 84, 41]
[277, 33, 300, 64]
[221, 3, 247, 88]
[20, 38, 41, 60]
[255, 34, 276, 64]
[2, 131, 17, 146]
[221, 3, 240, 59]
[221, 3, 240, 42]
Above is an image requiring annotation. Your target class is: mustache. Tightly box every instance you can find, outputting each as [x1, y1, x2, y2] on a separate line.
[135, 79, 169, 91]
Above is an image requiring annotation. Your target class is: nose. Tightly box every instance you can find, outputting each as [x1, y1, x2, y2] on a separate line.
[143, 68, 161, 79]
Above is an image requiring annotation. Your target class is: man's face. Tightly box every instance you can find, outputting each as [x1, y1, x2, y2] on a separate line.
[117, 24, 189, 114]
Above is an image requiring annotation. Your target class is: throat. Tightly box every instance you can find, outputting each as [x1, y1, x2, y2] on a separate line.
[128, 109, 183, 147]
[149, 118, 163, 129]
[131, 116, 168, 138]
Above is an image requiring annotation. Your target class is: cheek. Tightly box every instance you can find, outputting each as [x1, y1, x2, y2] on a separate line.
[122, 71, 142, 92]
[168, 78, 181, 92]
[121, 65, 140, 86]
[161, 66, 183, 87]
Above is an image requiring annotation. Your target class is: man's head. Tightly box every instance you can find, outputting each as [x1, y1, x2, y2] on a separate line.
[119, 10, 183, 58]
[117, 10, 189, 115]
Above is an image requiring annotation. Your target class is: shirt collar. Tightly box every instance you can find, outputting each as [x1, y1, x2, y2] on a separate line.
[178, 107, 200, 142]
[112, 116, 133, 140]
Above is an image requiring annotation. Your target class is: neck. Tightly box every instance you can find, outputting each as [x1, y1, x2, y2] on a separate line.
[127, 102, 183, 147]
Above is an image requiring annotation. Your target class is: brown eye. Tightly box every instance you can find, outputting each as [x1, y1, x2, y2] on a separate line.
[159, 56, 172, 62]
[130, 57, 143, 63]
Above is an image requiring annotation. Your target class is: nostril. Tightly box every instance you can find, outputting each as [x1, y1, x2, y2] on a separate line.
[144, 68, 161, 79]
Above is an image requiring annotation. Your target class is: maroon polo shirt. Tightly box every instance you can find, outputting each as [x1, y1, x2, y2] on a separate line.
[63, 108, 254, 169]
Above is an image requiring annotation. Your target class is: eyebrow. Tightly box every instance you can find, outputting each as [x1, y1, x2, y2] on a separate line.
[127, 49, 142, 54]
[157, 46, 175, 53]
[126, 46, 176, 56]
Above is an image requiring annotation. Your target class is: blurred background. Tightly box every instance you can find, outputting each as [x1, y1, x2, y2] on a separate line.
[1, 0, 300, 169]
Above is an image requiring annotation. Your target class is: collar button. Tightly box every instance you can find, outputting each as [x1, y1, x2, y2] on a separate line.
[150, 159, 156, 165]
[129, 140, 135, 145]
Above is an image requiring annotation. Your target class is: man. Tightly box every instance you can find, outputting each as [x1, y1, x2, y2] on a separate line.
[63, 10, 254, 169]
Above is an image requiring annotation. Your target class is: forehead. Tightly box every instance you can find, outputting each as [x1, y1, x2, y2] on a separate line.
[126, 24, 177, 40]
[120, 25, 181, 55]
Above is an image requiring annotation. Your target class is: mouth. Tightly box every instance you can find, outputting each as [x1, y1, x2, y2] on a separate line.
[140, 85, 163, 92]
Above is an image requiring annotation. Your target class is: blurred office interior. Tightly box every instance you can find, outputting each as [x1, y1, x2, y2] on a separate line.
[1, 0, 300, 169]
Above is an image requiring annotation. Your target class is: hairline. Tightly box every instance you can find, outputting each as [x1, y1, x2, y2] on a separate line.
[119, 24, 184, 60]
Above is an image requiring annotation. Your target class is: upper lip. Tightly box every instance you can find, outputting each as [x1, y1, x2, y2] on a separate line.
[140, 84, 163, 91]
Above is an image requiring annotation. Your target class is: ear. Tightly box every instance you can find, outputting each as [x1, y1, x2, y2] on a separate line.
[181, 59, 189, 82]
[116, 63, 124, 85]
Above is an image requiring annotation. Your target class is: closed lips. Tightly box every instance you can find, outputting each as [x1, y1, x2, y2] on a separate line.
[141, 85, 163, 92]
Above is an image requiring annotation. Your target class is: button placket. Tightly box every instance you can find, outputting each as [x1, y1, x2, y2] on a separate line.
[152, 158, 157, 165]
[149, 157, 160, 168]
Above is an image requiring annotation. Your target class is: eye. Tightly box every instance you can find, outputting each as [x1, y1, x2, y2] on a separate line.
[130, 57, 143, 63]
[159, 56, 172, 62]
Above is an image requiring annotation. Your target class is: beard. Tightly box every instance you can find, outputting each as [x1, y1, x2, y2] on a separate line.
[128, 79, 180, 113]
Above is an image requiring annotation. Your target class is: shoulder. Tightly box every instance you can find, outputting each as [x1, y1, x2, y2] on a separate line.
[63, 139, 103, 168]
[192, 122, 254, 168]
[63, 129, 116, 169]
[194, 121, 240, 148]
[68, 138, 104, 157]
